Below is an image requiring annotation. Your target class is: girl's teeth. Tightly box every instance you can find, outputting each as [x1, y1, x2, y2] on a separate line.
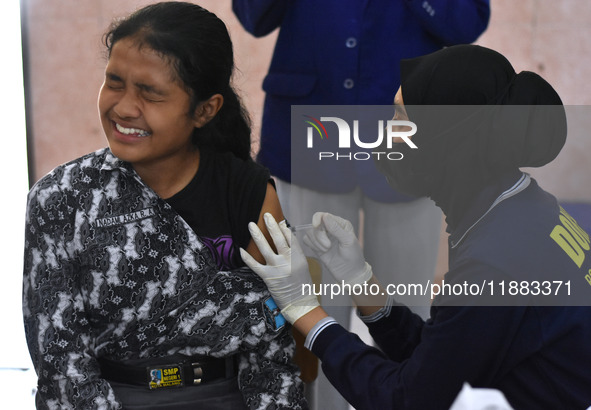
[115, 123, 150, 137]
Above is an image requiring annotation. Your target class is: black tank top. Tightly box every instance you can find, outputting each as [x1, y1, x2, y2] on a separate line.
[166, 149, 271, 270]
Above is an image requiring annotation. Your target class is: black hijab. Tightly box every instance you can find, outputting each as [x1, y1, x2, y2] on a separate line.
[375, 45, 567, 229]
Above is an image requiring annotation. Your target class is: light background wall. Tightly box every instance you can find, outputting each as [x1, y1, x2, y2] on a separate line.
[22, 1, 591, 279]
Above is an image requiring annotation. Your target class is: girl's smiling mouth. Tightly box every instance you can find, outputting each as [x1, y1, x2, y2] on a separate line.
[114, 121, 151, 137]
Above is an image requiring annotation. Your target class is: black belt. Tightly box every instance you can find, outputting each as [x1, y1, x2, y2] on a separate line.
[99, 355, 237, 390]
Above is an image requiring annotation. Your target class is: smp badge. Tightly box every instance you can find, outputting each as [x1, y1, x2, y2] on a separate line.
[263, 297, 286, 331]
[147, 364, 183, 389]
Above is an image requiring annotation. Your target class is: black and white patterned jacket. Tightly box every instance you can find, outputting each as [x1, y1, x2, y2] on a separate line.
[23, 148, 306, 409]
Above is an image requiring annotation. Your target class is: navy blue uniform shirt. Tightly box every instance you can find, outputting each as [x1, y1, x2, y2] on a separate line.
[306, 173, 591, 409]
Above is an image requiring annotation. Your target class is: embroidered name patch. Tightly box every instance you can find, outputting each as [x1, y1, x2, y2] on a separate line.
[94, 208, 156, 228]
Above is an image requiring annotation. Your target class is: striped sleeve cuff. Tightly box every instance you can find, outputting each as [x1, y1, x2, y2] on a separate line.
[357, 294, 394, 324]
[304, 316, 339, 350]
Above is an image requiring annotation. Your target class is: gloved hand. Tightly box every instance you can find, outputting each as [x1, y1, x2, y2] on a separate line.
[240, 213, 319, 324]
[303, 212, 373, 287]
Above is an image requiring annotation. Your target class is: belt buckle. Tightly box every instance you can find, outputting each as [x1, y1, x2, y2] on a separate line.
[146, 363, 183, 390]
[191, 362, 203, 385]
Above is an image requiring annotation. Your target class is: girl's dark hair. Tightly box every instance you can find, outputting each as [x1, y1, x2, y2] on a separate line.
[103, 2, 252, 160]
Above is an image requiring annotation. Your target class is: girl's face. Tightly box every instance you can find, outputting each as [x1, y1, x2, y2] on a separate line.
[98, 37, 200, 169]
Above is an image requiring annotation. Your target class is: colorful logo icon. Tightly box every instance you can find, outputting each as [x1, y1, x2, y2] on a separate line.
[304, 115, 329, 147]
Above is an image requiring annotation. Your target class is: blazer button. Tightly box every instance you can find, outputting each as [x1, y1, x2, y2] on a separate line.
[346, 37, 357, 48]
[343, 78, 355, 89]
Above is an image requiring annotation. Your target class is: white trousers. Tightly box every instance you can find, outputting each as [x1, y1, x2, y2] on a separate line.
[275, 179, 442, 410]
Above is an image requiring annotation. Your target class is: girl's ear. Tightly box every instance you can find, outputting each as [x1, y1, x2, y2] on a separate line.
[193, 94, 224, 128]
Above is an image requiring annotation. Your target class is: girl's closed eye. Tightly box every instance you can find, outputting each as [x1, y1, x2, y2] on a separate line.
[104, 73, 124, 89]
[141, 93, 164, 103]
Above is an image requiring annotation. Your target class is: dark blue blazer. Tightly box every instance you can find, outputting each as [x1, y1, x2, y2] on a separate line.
[233, 0, 490, 201]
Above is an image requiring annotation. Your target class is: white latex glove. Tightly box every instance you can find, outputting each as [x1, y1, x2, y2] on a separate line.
[450, 383, 514, 410]
[303, 212, 372, 287]
[239, 213, 319, 324]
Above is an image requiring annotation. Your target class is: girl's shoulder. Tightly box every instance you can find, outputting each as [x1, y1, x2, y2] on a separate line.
[203, 149, 270, 183]
[29, 148, 113, 195]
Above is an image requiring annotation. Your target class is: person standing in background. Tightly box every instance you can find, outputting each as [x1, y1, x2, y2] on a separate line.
[233, 2, 490, 408]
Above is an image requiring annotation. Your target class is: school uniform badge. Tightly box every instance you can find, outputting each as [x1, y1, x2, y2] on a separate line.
[147, 364, 183, 389]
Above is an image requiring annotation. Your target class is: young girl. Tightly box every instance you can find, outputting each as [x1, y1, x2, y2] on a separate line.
[22, 2, 306, 409]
